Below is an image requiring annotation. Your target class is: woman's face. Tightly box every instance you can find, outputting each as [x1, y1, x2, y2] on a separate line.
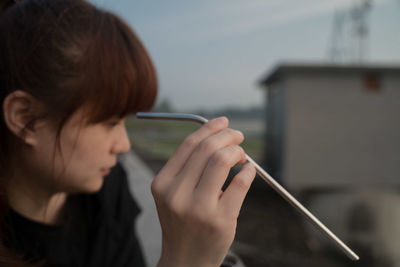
[25, 109, 131, 194]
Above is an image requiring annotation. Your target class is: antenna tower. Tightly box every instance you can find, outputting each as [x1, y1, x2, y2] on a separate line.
[328, 0, 373, 63]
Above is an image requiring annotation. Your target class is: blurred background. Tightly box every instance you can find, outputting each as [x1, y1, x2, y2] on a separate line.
[93, 0, 400, 266]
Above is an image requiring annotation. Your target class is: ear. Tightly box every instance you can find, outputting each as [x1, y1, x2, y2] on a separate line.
[2, 90, 46, 146]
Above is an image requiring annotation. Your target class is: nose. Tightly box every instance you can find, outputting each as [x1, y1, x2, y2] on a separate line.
[111, 123, 131, 154]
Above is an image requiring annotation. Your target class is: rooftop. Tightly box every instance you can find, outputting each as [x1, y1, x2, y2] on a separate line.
[260, 63, 400, 85]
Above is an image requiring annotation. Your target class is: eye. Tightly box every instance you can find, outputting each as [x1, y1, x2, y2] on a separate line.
[105, 120, 121, 128]
[108, 121, 119, 127]
[103, 117, 126, 129]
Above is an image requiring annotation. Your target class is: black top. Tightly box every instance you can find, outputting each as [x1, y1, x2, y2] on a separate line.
[3, 163, 146, 267]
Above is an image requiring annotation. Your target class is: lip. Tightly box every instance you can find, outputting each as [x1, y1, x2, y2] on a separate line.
[100, 168, 111, 175]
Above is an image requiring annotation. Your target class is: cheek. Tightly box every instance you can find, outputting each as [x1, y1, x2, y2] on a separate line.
[58, 128, 100, 170]
[52, 149, 105, 193]
[30, 113, 112, 193]
[55, 133, 110, 192]
[60, 143, 98, 174]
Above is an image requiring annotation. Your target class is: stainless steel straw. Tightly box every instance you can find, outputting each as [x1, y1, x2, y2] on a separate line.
[136, 112, 360, 261]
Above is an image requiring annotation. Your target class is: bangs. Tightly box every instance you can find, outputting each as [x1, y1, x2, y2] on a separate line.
[75, 9, 157, 124]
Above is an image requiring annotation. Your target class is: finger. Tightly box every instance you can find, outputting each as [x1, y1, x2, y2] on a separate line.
[175, 128, 244, 191]
[195, 145, 246, 200]
[219, 162, 256, 218]
[153, 117, 228, 187]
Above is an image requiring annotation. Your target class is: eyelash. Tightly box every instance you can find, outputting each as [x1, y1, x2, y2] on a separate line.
[106, 120, 120, 128]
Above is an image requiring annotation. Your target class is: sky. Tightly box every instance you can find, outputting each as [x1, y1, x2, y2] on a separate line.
[90, 0, 400, 111]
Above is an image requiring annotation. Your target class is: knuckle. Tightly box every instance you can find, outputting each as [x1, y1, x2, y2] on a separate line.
[207, 116, 228, 128]
[199, 138, 218, 154]
[224, 128, 244, 142]
[230, 145, 245, 162]
[182, 134, 198, 149]
[231, 129, 244, 141]
[232, 175, 251, 191]
[223, 128, 235, 135]
[230, 144, 243, 154]
[211, 149, 231, 167]
[150, 178, 162, 197]
[236, 145, 245, 157]
[190, 203, 210, 222]
[186, 198, 216, 223]
[208, 217, 230, 236]
[248, 163, 256, 175]
[236, 130, 244, 140]
[204, 121, 215, 130]
[165, 191, 185, 215]
[204, 120, 220, 131]
[188, 211, 220, 233]
[224, 211, 239, 222]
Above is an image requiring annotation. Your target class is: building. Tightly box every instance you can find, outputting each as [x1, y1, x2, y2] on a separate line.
[260, 63, 400, 192]
[259, 64, 400, 265]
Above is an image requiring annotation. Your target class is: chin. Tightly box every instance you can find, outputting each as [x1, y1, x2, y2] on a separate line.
[77, 176, 105, 194]
[87, 180, 105, 193]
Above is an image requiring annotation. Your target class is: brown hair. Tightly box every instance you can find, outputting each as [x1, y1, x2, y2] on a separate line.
[0, 0, 157, 264]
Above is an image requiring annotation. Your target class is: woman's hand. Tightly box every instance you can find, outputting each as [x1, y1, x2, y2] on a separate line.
[152, 117, 256, 267]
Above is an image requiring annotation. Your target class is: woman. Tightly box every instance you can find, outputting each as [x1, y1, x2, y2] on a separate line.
[0, 0, 256, 266]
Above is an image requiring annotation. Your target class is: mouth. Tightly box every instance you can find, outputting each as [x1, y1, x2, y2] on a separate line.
[101, 162, 116, 176]
[100, 168, 111, 176]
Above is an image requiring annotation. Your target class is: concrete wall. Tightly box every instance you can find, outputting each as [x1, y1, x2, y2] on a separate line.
[305, 189, 400, 267]
[279, 72, 400, 190]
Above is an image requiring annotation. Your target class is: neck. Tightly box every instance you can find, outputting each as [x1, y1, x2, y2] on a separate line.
[6, 170, 68, 225]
